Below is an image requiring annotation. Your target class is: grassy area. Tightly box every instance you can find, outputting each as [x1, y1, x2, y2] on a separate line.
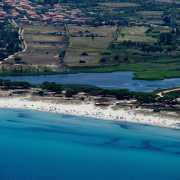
[117, 26, 157, 43]
[25, 34, 64, 42]
[64, 25, 116, 67]
[146, 26, 171, 39]
[137, 11, 163, 17]
[99, 2, 139, 8]
[164, 90, 180, 98]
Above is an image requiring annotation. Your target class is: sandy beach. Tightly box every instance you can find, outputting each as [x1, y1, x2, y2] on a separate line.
[0, 96, 179, 129]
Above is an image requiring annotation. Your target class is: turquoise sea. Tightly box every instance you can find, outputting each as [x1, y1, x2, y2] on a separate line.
[0, 109, 180, 180]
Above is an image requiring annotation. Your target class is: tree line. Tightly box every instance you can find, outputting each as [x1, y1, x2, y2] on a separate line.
[0, 21, 21, 60]
[0, 79, 178, 104]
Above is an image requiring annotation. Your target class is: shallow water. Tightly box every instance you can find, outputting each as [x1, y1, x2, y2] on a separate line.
[1, 72, 180, 91]
[0, 109, 180, 180]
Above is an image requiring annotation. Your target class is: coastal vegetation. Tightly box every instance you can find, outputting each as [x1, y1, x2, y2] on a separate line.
[0, 79, 31, 89]
[1, 79, 179, 105]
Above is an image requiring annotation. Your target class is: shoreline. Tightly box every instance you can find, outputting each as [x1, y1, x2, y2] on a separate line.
[0, 96, 179, 129]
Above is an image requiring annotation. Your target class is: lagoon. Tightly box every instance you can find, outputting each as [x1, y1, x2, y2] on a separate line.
[0, 109, 180, 180]
[1, 72, 180, 91]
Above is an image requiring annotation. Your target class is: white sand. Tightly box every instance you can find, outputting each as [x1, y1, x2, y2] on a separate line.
[0, 97, 179, 129]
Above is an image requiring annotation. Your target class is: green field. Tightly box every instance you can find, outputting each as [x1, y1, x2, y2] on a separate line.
[64, 25, 116, 67]
[117, 26, 157, 43]
[69, 60, 180, 80]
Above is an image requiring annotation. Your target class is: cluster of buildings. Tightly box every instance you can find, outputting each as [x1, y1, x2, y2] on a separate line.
[0, 0, 35, 22]
[0, 0, 89, 24]
[0, 2, 6, 21]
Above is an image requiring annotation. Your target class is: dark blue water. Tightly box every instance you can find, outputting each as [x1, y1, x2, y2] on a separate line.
[1, 72, 180, 91]
[0, 109, 180, 180]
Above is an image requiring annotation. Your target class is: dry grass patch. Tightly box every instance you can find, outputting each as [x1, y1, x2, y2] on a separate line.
[14, 24, 66, 65]
[117, 26, 157, 43]
[99, 2, 139, 8]
[64, 25, 116, 67]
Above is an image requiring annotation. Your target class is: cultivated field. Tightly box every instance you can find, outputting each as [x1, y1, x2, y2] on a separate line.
[12, 24, 66, 65]
[137, 11, 163, 19]
[147, 25, 171, 38]
[117, 26, 157, 43]
[99, 2, 139, 8]
[155, 0, 180, 4]
[64, 25, 116, 67]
